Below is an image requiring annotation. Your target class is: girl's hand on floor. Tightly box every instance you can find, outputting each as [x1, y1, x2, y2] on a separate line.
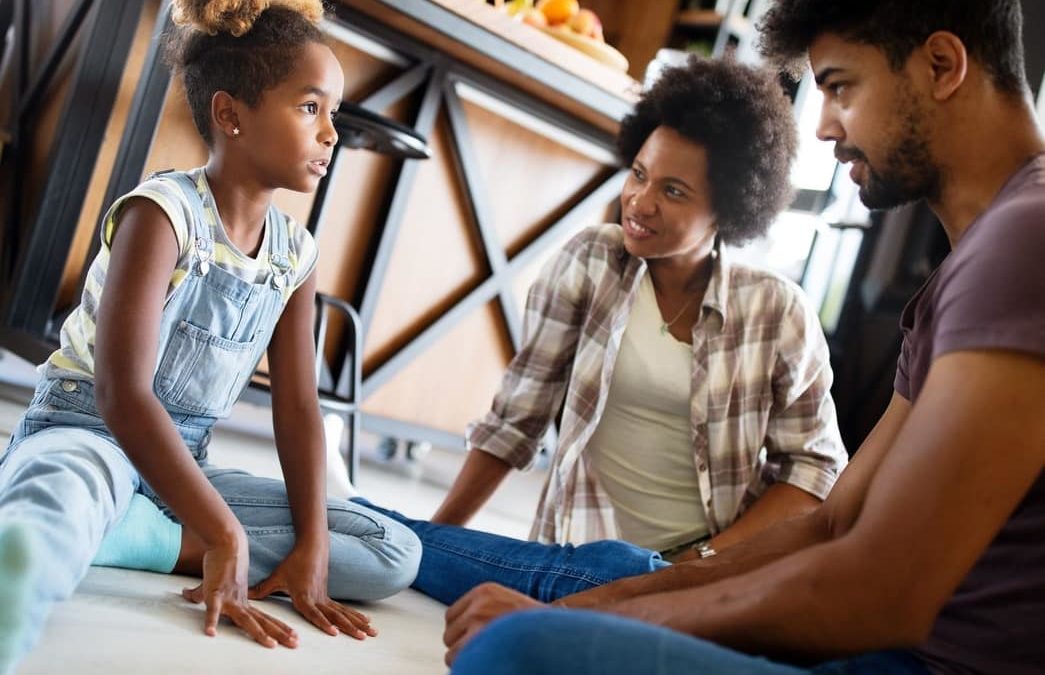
[182, 540, 299, 648]
[249, 544, 378, 640]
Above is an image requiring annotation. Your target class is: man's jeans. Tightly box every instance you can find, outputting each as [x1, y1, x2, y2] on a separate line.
[453, 609, 931, 675]
[356, 499, 669, 605]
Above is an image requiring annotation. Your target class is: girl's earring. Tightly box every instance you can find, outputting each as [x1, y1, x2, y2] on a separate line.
[232, 127, 240, 137]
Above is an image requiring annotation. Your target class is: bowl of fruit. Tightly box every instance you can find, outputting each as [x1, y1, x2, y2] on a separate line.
[498, 0, 629, 72]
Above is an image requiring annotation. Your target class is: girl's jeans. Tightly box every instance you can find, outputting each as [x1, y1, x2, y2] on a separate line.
[0, 378, 421, 660]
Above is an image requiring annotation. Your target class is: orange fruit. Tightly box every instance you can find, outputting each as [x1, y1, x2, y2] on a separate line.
[537, 0, 580, 25]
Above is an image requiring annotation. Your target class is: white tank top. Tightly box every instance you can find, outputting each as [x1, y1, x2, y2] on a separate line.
[586, 273, 709, 552]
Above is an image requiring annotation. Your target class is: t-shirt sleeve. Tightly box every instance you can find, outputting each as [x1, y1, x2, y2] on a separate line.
[286, 215, 319, 292]
[100, 174, 193, 259]
[933, 198, 1045, 362]
[893, 334, 912, 400]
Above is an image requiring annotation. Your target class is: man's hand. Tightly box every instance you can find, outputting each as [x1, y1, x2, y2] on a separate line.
[248, 543, 377, 640]
[182, 538, 298, 648]
[443, 583, 545, 665]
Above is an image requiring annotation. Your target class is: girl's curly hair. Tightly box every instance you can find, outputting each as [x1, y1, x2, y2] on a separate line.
[618, 56, 798, 245]
[165, 0, 328, 145]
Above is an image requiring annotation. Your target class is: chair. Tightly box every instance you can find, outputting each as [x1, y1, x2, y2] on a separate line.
[242, 293, 363, 484]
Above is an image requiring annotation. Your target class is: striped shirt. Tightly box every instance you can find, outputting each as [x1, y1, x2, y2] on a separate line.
[43, 168, 318, 381]
[467, 224, 847, 545]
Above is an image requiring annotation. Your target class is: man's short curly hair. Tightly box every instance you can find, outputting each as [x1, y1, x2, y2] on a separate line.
[164, 1, 328, 145]
[618, 56, 797, 245]
[758, 0, 1027, 95]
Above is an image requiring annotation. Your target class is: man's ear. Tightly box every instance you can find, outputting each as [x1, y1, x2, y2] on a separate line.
[210, 91, 242, 140]
[923, 31, 968, 101]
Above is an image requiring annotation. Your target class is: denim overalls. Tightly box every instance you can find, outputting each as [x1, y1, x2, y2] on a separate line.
[0, 169, 419, 660]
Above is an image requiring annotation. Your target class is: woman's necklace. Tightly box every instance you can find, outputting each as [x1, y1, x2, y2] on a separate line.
[651, 245, 716, 336]
[659, 295, 697, 335]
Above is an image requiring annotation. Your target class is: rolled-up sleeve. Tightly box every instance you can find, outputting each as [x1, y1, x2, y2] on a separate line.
[761, 289, 848, 499]
[466, 233, 593, 470]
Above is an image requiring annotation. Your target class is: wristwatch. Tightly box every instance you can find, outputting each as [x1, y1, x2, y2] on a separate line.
[695, 542, 717, 559]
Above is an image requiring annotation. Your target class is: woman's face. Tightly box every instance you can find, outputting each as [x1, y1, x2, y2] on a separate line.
[619, 125, 717, 267]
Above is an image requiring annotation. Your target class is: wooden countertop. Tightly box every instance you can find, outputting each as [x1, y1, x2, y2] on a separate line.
[334, 0, 641, 133]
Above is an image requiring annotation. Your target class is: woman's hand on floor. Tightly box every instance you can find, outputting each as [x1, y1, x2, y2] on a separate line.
[443, 582, 545, 665]
[182, 539, 299, 648]
[249, 543, 378, 640]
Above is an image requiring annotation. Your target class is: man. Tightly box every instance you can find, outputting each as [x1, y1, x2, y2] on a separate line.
[441, 2, 1045, 674]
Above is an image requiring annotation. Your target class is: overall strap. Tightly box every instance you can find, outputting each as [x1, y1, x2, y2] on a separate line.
[149, 169, 215, 277]
[265, 204, 292, 294]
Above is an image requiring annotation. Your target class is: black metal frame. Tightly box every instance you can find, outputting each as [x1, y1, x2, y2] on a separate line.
[3, 0, 146, 336]
[98, 0, 174, 227]
[0, 0, 628, 455]
[356, 65, 445, 336]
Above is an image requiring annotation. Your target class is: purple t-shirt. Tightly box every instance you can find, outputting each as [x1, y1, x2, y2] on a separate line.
[895, 155, 1045, 675]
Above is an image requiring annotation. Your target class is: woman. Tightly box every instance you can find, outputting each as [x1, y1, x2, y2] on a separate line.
[431, 55, 846, 556]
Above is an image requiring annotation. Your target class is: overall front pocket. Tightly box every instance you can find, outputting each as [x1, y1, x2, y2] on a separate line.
[154, 320, 260, 417]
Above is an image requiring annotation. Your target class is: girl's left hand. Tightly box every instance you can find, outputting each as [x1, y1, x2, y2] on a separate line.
[248, 545, 378, 639]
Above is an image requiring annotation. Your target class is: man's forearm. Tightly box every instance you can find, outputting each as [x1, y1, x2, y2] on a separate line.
[557, 508, 833, 610]
[602, 535, 921, 661]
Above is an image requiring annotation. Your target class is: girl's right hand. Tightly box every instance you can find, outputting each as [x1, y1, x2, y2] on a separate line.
[181, 539, 299, 648]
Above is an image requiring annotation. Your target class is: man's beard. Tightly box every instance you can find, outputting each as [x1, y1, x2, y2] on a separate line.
[848, 85, 942, 210]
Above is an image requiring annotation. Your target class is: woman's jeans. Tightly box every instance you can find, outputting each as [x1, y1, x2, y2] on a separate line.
[452, 609, 931, 675]
[0, 378, 421, 661]
[357, 499, 669, 605]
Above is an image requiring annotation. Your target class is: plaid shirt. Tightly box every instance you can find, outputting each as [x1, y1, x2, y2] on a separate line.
[467, 224, 847, 545]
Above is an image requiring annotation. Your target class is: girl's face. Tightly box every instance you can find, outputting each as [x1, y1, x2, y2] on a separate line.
[234, 42, 345, 193]
[619, 125, 718, 268]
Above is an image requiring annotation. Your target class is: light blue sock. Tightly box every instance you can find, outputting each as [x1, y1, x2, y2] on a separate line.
[0, 522, 35, 674]
[93, 493, 181, 574]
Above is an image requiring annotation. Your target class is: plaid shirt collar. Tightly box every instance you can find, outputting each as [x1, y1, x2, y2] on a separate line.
[614, 236, 731, 326]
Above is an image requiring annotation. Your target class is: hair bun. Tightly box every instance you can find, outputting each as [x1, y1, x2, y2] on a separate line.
[171, 0, 324, 37]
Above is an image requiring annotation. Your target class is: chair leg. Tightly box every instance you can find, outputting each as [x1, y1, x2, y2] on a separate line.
[345, 409, 359, 485]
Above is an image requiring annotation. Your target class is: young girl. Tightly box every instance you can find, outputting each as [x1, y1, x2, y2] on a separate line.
[0, 1, 420, 669]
